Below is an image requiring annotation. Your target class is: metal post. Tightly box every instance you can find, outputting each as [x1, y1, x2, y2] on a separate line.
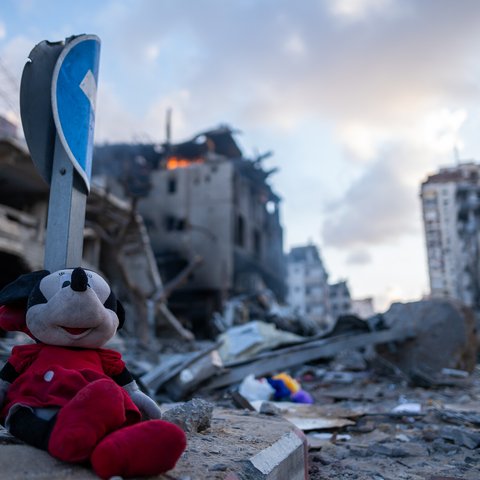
[44, 134, 87, 271]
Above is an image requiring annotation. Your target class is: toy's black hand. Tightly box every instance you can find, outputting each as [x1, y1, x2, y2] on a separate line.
[0, 379, 10, 407]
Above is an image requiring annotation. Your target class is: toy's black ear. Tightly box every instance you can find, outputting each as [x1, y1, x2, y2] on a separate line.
[104, 289, 125, 330]
[0, 270, 50, 306]
[116, 300, 125, 330]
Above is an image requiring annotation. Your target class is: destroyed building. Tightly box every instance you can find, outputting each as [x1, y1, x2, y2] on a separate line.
[94, 126, 286, 333]
[287, 244, 357, 327]
[421, 161, 480, 309]
[350, 297, 375, 319]
[287, 244, 332, 327]
[329, 280, 353, 318]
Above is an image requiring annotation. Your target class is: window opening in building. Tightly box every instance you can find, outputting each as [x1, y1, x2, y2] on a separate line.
[168, 176, 177, 194]
[253, 229, 261, 258]
[235, 214, 245, 247]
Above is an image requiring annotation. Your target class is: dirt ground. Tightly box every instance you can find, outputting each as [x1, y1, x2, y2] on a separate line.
[302, 363, 480, 479]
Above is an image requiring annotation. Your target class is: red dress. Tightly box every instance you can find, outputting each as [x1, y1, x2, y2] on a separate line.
[1, 343, 140, 423]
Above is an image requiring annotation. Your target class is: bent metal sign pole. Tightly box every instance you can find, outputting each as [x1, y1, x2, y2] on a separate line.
[20, 35, 101, 272]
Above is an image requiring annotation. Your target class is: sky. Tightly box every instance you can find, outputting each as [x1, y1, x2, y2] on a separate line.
[1, 0, 480, 312]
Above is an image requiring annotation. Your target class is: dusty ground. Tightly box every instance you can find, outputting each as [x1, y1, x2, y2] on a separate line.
[201, 350, 480, 480]
[301, 362, 480, 480]
[2, 334, 480, 479]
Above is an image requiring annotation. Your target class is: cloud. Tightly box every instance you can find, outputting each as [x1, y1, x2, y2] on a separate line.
[327, 0, 396, 21]
[0, 35, 34, 121]
[322, 144, 423, 248]
[283, 33, 307, 57]
[95, 83, 141, 142]
[346, 249, 372, 265]
[88, 0, 480, 148]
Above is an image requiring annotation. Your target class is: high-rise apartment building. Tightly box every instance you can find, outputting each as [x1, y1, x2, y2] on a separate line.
[420, 162, 480, 308]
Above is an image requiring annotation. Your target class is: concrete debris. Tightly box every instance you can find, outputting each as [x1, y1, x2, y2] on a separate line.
[217, 320, 305, 363]
[441, 367, 470, 378]
[391, 402, 422, 414]
[436, 408, 480, 427]
[160, 349, 223, 401]
[214, 290, 322, 337]
[378, 298, 477, 375]
[162, 398, 215, 434]
[330, 348, 369, 371]
[438, 426, 480, 449]
[204, 324, 415, 391]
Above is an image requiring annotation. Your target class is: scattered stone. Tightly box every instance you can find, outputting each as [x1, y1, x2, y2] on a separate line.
[439, 426, 480, 449]
[322, 371, 357, 384]
[209, 463, 228, 471]
[392, 402, 422, 414]
[331, 349, 368, 372]
[258, 401, 282, 416]
[436, 409, 480, 427]
[162, 398, 214, 434]
[317, 443, 350, 463]
[367, 442, 428, 457]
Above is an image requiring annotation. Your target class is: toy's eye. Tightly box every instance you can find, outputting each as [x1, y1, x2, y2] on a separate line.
[59, 272, 65, 276]
[62, 281, 71, 288]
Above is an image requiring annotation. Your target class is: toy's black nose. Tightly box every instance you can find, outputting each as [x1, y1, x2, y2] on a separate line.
[70, 268, 88, 292]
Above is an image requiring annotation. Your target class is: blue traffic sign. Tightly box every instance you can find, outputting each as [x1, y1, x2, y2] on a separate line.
[51, 35, 100, 191]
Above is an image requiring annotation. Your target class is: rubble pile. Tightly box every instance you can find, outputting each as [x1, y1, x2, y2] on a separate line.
[212, 289, 322, 337]
[1, 297, 480, 479]
[301, 355, 480, 480]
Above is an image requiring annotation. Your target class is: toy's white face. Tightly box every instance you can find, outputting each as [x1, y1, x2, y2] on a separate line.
[26, 269, 120, 348]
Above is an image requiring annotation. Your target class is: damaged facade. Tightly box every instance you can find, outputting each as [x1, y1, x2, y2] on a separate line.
[329, 280, 353, 319]
[421, 161, 480, 309]
[287, 245, 332, 327]
[287, 244, 355, 328]
[94, 126, 286, 333]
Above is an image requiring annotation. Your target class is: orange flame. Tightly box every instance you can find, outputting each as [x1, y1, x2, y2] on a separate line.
[166, 156, 205, 170]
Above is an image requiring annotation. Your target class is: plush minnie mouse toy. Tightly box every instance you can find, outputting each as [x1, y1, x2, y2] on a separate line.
[0, 267, 186, 479]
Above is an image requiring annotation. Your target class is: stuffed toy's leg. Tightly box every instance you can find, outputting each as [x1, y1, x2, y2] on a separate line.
[7, 406, 57, 450]
[48, 378, 133, 462]
[91, 419, 187, 479]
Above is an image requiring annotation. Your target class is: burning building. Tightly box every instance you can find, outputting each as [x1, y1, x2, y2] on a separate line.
[94, 126, 286, 333]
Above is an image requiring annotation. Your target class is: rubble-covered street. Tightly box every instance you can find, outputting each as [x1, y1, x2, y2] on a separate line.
[1, 295, 480, 479]
[300, 358, 480, 480]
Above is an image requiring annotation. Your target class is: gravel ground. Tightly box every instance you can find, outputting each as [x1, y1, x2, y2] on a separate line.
[301, 361, 480, 480]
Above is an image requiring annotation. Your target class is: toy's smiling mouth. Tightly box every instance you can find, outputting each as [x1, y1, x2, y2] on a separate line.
[60, 326, 92, 336]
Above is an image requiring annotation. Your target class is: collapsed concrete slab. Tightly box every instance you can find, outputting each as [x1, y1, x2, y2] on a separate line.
[169, 408, 307, 480]
[378, 298, 477, 375]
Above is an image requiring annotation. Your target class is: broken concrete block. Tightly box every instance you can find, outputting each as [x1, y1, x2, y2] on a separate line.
[378, 299, 477, 375]
[367, 442, 429, 457]
[330, 349, 368, 372]
[439, 426, 480, 449]
[162, 398, 214, 434]
[163, 349, 223, 400]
